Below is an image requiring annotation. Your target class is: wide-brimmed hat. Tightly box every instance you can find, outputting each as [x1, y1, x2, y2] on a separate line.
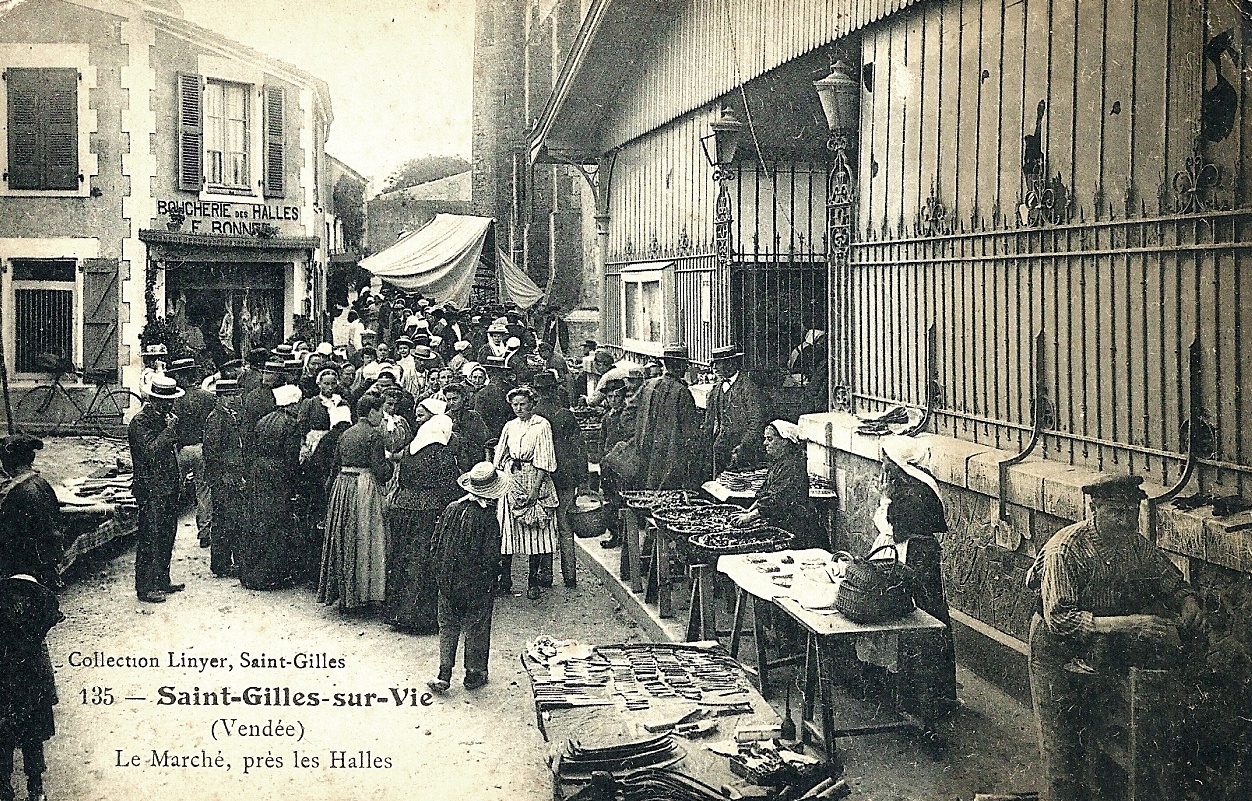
[144, 375, 185, 400]
[141, 343, 168, 358]
[487, 318, 509, 334]
[710, 344, 744, 361]
[457, 461, 506, 499]
[881, 436, 940, 496]
[662, 343, 689, 359]
[505, 336, 521, 349]
[261, 358, 287, 374]
[395, 336, 414, 347]
[624, 364, 646, 380]
[214, 379, 240, 395]
[599, 377, 627, 395]
[271, 344, 295, 359]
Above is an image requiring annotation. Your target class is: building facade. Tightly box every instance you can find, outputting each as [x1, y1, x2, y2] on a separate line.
[0, 0, 337, 401]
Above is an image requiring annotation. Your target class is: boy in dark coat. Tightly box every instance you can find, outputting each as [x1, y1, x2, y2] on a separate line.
[427, 462, 506, 693]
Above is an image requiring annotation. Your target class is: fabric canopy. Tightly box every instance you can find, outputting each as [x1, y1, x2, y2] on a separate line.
[360, 214, 491, 306]
[360, 213, 544, 310]
[496, 248, 545, 310]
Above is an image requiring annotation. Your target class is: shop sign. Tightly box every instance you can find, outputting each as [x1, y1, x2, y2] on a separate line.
[157, 199, 302, 236]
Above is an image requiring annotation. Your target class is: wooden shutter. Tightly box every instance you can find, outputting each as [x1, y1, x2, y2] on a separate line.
[263, 85, 285, 197]
[5, 68, 42, 189]
[5, 67, 77, 190]
[43, 68, 78, 189]
[82, 258, 120, 380]
[177, 72, 202, 191]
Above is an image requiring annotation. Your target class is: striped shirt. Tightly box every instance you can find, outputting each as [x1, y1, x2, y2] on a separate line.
[1027, 519, 1189, 639]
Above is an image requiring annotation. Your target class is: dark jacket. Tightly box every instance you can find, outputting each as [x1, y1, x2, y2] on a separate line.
[203, 402, 246, 489]
[172, 387, 217, 447]
[0, 576, 62, 742]
[430, 496, 502, 602]
[0, 472, 64, 588]
[448, 407, 490, 470]
[535, 398, 587, 492]
[128, 404, 180, 499]
[334, 421, 393, 485]
[704, 372, 766, 467]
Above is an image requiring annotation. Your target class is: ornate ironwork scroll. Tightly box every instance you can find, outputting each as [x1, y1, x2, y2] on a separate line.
[826, 130, 854, 412]
[714, 179, 733, 266]
[1173, 135, 1222, 214]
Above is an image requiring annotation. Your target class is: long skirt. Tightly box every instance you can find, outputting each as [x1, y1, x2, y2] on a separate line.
[240, 456, 298, 590]
[498, 462, 560, 555]
[317, 468, 386, 610]
[384, 506, 439, 632]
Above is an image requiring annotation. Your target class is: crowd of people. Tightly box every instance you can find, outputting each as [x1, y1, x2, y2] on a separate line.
[127, 289, 594, 695]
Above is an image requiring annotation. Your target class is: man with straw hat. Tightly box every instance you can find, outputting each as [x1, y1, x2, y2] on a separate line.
[427, 462, 506, 694]
[128, 375, 185, 603]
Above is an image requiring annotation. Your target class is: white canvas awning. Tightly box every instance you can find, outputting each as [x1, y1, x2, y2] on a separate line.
[360, 213, 543, 309]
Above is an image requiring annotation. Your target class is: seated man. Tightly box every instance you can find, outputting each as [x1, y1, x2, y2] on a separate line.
[1026, 474, 1200, 801]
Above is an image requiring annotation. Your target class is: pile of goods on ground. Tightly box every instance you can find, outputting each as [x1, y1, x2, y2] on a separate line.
[60, 458, 136, 511]
[524, 639, 752, 715]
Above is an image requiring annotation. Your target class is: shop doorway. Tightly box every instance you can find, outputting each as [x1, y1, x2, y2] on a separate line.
[164, 262, 286, 368]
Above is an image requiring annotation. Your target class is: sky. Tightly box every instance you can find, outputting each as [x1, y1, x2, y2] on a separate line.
[182, 0, 476, 187]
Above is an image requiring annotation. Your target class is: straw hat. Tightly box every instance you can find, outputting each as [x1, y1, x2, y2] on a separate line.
[144, 374, 184, 400]
[457, 461, 506, 499]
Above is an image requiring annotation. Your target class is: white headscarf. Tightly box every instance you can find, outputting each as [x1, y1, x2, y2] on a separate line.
[768, 419, 801, 443]
[461, 360, 482, 378]
[409, 414, 453, 455]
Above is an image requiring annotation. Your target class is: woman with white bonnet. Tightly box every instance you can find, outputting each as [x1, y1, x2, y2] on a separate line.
[385, 398, 461, 633]
[733, 420, 823, 549]
[861, 436, 959, 720]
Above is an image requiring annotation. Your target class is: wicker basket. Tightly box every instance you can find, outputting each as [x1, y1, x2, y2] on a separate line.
[569, 494, 608, 538]
[687, 528, 794, 555]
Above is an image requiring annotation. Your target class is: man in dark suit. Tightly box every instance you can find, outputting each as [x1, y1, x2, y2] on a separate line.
[128, 375, 185, 603]
[169, 358, 216, 548]
[532, 370, 586, 588]
[703, 345, 765, 477]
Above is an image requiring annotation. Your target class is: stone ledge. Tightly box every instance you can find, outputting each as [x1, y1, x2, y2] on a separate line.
[797, 411, 1241, 572]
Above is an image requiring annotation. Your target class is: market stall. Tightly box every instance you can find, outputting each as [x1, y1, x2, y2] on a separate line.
[717, 551, 947, 772]
[523, 636, 849, 800]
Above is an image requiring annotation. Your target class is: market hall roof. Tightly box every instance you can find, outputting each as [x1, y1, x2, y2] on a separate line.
[529, 0, 925, 163]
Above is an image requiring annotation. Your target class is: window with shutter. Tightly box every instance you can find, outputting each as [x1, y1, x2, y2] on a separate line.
[264, 85, 285, 198]
[4, 67, 78, 190]
[177, 72, 203, 192]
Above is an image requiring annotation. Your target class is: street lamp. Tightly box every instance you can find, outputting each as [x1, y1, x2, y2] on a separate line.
[699, 105, 746, 181]
[814, 60, 860, 413]
[701, 105, 746, 265]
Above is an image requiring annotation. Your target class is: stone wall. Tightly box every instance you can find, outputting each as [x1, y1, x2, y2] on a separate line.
[801, 410, 1252, 797]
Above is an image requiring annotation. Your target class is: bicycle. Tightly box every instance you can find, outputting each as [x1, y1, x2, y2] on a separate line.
[12, 354, 143, 441]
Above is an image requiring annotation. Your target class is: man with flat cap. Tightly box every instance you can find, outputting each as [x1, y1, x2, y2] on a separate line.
[1027, 473, 1200, 801]
[128, 375, 185, 603]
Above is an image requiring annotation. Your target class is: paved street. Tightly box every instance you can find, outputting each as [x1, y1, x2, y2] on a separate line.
[43, 507, 644, 801]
